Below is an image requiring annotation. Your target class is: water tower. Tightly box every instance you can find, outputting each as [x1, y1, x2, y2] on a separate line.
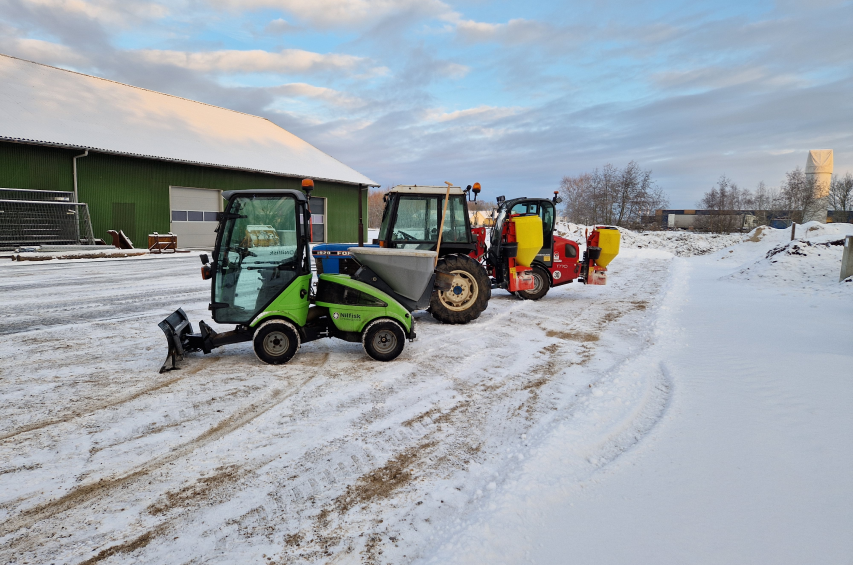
[805, 149, 832, 222]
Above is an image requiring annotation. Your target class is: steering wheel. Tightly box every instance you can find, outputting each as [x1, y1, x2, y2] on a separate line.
[394, 230, 417, 241]
[235, 246, 257, 258]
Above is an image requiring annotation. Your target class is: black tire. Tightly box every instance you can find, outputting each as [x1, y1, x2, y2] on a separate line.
[516, 266, 551, 301]
[362, 319, 406, 361]
[430, 254, 490, 324]
[253, 320, 300, 365]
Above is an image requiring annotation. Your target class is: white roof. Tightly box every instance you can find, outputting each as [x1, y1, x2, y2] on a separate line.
[0, 54, 377, 186]
[390, 185, 464, 195]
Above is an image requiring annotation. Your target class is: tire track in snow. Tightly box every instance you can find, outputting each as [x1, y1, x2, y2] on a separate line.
[0, 358, 218, 442]
[0, 372, 319, 543]
[0, 254, 674, 564]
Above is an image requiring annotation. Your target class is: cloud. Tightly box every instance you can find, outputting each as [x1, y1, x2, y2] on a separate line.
[0, 36, 88, 67]
[0, 0, 850, 207]
[262, 17, 298, 35]
[211, 0, 451, 29]
[270, 82, 364, 108]
[135, 48, 378, 76]
[425, 105, 521, 123]
[453, 17, 552, 45]
[652, 65, 808, 91]
[16, 0, 168, 26]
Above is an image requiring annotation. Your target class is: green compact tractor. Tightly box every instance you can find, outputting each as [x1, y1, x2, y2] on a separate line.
[159, 184, 450, 372]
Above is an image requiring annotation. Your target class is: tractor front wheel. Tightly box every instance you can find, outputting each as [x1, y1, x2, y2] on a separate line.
[253, 320, 300, 365]
[516, 266, 551, 301]
[362, 319, 406, 361]
[430, 255, 490, 324]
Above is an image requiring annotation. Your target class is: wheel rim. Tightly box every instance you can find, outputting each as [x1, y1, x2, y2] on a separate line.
[372, 329, 398, 354]
[531, 271, 544, 294]
[438, 270, 479, 312]
[263, 330, 290, 357]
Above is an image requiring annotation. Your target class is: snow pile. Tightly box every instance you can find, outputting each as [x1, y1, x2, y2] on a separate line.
[722, 222, 853, 292]
[554, 222, 742, 257]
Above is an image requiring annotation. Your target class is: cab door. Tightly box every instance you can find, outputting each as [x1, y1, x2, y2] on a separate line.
[211, 194, 305, 324]
[510, 200, 556, 266]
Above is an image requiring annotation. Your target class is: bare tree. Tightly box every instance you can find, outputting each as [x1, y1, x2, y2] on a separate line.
[778, 167, 818, 223]
[559, 173, 596, 224]
[367, 187, 390, 229]
[468, 199, 497, 212]
[559, 162, 667, 228]
[695, 175, 753, 232]
[828, 172, 853, 212]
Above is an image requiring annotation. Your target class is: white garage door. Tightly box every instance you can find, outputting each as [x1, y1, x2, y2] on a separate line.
[170, 186, 222, 248]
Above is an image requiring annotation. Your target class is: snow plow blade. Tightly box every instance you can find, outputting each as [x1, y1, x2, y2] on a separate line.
[158, 308, 194, 373]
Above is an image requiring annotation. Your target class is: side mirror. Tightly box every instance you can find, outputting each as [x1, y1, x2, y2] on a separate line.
[200, 253, 209, 264]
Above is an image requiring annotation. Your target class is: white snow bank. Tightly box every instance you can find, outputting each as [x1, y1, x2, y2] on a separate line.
[717, 222, 853, 293]
[555, 222, 742, 257]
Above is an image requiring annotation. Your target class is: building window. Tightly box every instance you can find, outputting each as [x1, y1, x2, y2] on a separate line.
[309, 197, 326, 242]
[171, 210, 218, 222]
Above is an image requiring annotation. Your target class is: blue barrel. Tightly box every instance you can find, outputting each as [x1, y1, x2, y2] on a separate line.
[312, 243, 379, 274]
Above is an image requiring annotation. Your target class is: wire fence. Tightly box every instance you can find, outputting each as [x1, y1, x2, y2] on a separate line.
[0, 188, 95, 250]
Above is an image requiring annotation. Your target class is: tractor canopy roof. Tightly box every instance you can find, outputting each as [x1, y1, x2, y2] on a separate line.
[222, 189, 308, 201]
[389, 185, 464, 195]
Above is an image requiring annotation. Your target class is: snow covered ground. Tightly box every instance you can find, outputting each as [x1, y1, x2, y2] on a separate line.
[0, 223, 851, 564]
[556, 222, 743, 257]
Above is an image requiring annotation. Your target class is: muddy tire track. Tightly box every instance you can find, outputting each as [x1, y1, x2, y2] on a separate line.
[0, 359, 218, 442]
[0, 374, 316, 543]
[0, 254, 673, 564]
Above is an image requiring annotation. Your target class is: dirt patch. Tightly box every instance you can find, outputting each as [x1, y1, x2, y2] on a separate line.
[746, 226, 767, 242]
[631, 300, 648, 310]
[522, 377, 548, 390]
[546, 329, 599, 342]
[0, 383, 305, 539]
[77, 525, 166, 565]
[0, 361, 214, 442]
[147, 465, 242, 515]
[335, 442, 436, 514]
[401, 402, 467, 428]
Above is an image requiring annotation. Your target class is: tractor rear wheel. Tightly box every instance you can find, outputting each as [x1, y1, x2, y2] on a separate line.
[430, 255, 490, 324]
[362, 319, 406, 361]
[516, 266, 551, 301]
[253, 320, 300, 365]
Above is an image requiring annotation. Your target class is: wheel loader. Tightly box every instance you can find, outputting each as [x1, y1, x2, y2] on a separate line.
[313, 183, 620, 322]
[158, 181, 454, 371]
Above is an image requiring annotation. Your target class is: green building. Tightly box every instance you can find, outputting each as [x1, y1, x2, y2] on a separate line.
[0, 54, 376, 247]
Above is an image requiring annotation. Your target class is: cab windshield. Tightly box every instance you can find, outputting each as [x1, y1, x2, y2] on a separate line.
[213, 194, 302, 324]
[389, 194, 468, 249]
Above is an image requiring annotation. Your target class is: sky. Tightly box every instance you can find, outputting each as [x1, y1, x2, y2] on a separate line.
[0, 0, 850, 206]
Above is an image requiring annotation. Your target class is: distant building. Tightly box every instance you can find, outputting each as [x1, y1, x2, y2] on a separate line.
[0, 54, 377, 247]
[648, 208, 851, 231]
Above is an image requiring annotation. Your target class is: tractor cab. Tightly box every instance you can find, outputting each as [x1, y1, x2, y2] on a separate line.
[375, 186, 476, 256]
[210, 190, 312, 325]
[490, 197, 557, 267]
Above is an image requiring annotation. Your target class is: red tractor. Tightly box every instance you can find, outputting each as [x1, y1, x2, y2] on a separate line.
[315, 184, 620, 325]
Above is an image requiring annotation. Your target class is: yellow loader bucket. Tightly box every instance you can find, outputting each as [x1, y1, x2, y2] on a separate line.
[512, 215, 543, 267]
[595, 227, 620, 267]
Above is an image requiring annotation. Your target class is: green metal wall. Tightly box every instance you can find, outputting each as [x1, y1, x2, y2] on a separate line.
[0, 142, 77, 192]
[0, 141, 369, 245]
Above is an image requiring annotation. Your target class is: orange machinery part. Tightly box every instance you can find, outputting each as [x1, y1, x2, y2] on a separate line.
[505, 216, 536, 292]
